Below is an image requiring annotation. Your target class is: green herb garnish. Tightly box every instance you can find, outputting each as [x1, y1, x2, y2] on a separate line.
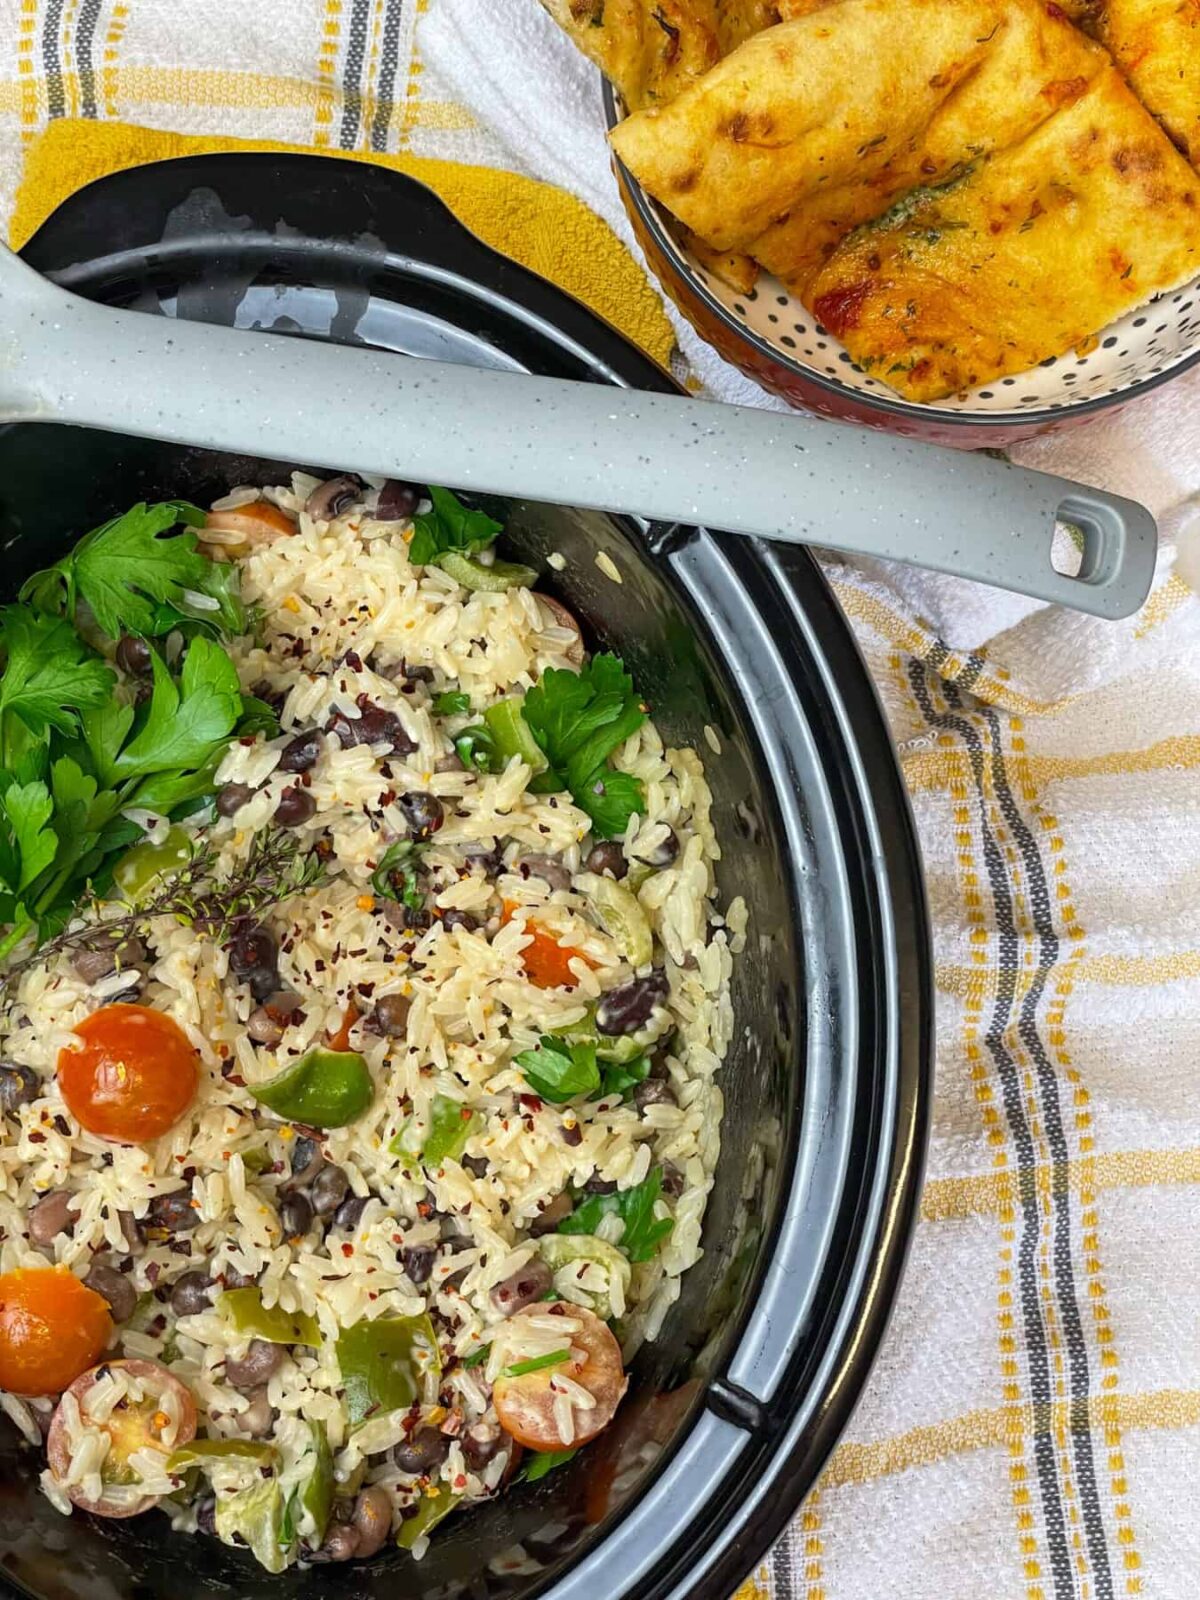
[515, 1036, 601, 1103]
[503, 1349, 571, 1378]
[520, 1446, 580, 1482]
[432, 690, 471, 717]
[408, 487, 503, 568]
[560, 1168, 674, 1264]
[520, 654, 646, 837]
[370, 839, 425, 911]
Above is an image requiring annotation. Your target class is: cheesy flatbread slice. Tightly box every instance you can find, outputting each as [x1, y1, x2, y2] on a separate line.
[1092, 0, 1200, 165]
[539, 0, 721, 109]
[806, 65, 1200, 401]
[609, 0, 1005, 252]
[750, 0, 1108, 293]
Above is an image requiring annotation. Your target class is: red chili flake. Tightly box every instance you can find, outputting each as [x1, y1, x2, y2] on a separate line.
[453, 1474, 467, 1490]
[216, 1043, 230, 1060]
[517, 1093, 543, 1114]
[341, 1243, 354, 1258]
[28, 1131, 45, 1144]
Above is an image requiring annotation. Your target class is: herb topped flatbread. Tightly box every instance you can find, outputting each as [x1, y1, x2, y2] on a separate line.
[1090, 0, 1200, 165]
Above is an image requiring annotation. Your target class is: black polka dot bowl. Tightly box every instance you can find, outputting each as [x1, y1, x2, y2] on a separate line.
[604, 84, 1200, 449]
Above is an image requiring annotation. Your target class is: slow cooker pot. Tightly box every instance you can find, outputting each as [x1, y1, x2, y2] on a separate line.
[0, 156, 931, 1600]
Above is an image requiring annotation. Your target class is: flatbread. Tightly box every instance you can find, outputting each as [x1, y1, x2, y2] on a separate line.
[609, 0, 1007, 252]
[750, 0, 1109, 293]
[538, 0, 720, 109]
[1091, 0, 1200, 164]
[805, 65, 1200, 401]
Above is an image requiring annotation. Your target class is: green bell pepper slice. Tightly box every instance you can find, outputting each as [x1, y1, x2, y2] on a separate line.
[215, 1477, 289, 1574]
[280, 1419, 334, 1549]
[396, 1485, 461, 1550]
[483, 696, 547, 775]
[166, 1438, 277, 1472]
[436, 551, 538, 593]
[578, 872, 653, 967]
[113, 824, 193, 904]
[336, 1312, 441, 1427]
[389, 1092, 482, 1171]
[537, 1232, 631, 1322]
[561, 1005, 670, 1063]
[218, 1286, 323, 1348]
[249, 1048, 373, 1129]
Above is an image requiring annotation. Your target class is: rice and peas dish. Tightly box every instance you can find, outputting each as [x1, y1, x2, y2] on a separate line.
[0, 470, 744, 1570]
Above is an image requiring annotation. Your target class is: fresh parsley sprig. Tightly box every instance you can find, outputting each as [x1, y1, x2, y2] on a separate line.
[407, 487, 503, 567]
[521, 654, 647, 837]
[559, 1168, 674, 1264]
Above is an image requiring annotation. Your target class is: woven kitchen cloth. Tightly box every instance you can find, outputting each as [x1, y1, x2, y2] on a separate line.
[5, 6, 1200, 1597]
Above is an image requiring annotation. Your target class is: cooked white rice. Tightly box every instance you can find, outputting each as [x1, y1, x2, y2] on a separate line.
[0, 472, 745, 1567]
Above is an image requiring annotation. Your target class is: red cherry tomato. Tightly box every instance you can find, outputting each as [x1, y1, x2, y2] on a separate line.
[58, 1004, 199, 1144]
[0, 1267, 112, 1396]
[493, 1305, 626, 1451]
[47, 1358, 197, 1517]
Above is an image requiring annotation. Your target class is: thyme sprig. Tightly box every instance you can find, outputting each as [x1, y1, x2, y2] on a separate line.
[0, 827, 325, 990]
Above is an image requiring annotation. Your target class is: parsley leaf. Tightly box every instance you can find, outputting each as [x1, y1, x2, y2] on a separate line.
[598, 1053, 650, 1100]
[432, 690, 471, 717]
[111, 639, 244, 781]
[520, 1447, 580, 1482]
[0, 781, 57, 892]
[0, 608, 114, 745]
[514, 1036, 601, 1103]
[370, 840, 426, 911]
[521, 654, 646, 839]
[559, 1168, 674, 1263]
[408, 487, 503, 567]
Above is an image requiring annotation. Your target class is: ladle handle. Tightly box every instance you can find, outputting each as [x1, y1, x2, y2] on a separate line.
[0, 243, 1157, 620]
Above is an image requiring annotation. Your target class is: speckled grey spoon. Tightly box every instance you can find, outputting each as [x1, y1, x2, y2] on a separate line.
[0, 243, 1157, 618]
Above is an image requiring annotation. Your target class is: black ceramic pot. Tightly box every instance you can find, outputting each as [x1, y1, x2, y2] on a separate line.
[0, 156, 931, 1600]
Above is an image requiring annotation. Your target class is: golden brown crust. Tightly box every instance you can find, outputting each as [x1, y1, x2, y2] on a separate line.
[805, 65, 1200, 401]
[539, 0, 721, 108]
[1091, 0, 1200, 165]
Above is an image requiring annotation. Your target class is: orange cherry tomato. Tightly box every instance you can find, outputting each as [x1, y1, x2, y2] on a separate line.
[58, 1004, 199, 1144]
[203, 500, 295, 553]
[47, 1358, 197, 1516]
[0, 1267, 112, 1396]
[493, 1305, 627, 1452]
[502, 902, 591, 990]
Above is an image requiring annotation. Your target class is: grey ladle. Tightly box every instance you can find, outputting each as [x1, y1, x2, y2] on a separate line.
[0, 242, 1156, 619]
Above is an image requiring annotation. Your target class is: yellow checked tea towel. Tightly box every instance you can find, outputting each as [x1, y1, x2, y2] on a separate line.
[3, 4, 1200, 1599]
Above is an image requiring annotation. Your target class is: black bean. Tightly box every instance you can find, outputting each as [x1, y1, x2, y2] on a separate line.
[115, 634, 153, 678]
[584, 841, 627, 880]
[224, 1339, 283, 1390]
[352, 1487, 392, 1559]
[399, 791, 444, 840]
[490, 1257, 553, 1315]
[634, 1078, 676, 1111]
[370, 993, 410, 1038]
[462, 842, 504, 879]
[326, 705, 415, 755]
[517, 853, 571, 892]
[400, 1243, 436, 1286]
[28, 1190, 77, 1245]
[0, 1064, 40, 1114]
[441, 909, 477, 934]
[275, 786, 316, 828]
[528, 1191, 573, 1238]
[660, 1160, 685, 1198]
[278, 730, 321, 774]
[71, 931, 147, 985]
[197, 1497, 218, 1537]
[239, 1387, 274, 1438]
[220, 1265, 259, 1290]
[637, 827, 680, 868]
[308, 1523, 360, 1563]
[333, 1194, 368, 1232]
[462, 1424, 504, 1471]
[290, 1135, 323, 1187]
[399, 659, 435, 683]
[376, 481, 421, 522]
[145, 1190, 200, 1235]
[279, 1191, 313, 1241]
[216, 783, 256, 818]
[170, 1270, 212, 1317]
[393, 1427, 450, 1475]
[596, 970, 669, 1037]
[228, 924, 278, 1004]
[461, 1154, 489, 1179]
[435, 751, 465, 773]
[305, 475, 362, 522]
[584, 1175, 617, 1196]
[311, 1164, 350, 1218]
[82, 1261, 136, 1322]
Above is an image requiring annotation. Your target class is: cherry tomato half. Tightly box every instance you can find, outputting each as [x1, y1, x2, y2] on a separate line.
[202, 500, 295, 553]
[0, 1267, 112, 1396]
[493, 1305, 627, 1452]
[47, 1358, 197, 1517]
[502, 903, 591, 990]
[58, 1004, 199, 1144]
